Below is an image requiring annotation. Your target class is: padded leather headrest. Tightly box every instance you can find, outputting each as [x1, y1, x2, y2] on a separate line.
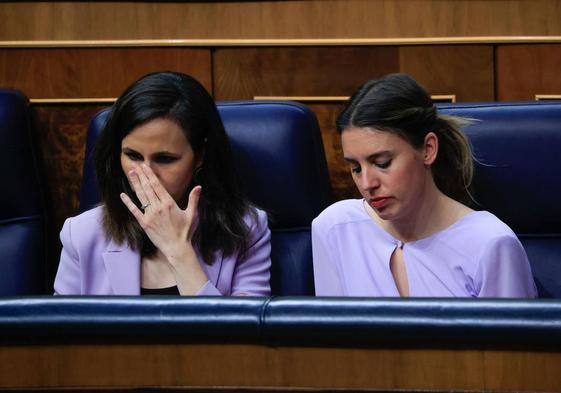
[439, 102, 561, 235]
[0, 90, 43, 219]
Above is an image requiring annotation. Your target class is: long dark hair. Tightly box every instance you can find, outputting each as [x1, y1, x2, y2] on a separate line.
[336, 73, 474, 204]
[94, 71, 255, 263]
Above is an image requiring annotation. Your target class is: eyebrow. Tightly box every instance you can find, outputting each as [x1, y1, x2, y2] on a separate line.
[343, 150, 393, 163]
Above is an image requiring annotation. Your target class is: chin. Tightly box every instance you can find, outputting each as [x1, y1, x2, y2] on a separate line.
[376, 212, 394, 221]
[374, 204, 402, 222]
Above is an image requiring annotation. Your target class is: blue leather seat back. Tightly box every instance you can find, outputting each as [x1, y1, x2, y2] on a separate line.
[439, 102, 561, 297]
[80, 101, 332, 295]
[0, 90, 45, 295]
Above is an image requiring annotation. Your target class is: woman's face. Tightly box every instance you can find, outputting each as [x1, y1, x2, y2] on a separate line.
[341, 126, 435, 222]
[120, 118, 200, 205]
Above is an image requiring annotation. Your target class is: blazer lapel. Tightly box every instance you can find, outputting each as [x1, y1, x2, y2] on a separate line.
[102, 240, 141, 295]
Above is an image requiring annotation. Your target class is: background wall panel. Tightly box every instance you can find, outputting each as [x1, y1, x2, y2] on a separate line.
[496, 44, 561, 100]
[1, 0, 561, 41]
[214, 46, 399, 201]
[0, 48, 211, 98]
[399, 45, 495, 102]
[33, 104, 108, 285]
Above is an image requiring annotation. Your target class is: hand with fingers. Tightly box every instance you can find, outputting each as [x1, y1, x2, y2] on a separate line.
[120, 163, 208, 294]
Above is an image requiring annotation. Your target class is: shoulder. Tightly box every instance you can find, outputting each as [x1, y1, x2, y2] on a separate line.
[242, 206, 270, 243]
[312, 199, 367, 232]
[63, 206, 104, 229]
[432, 210, 521, 260]
[457, 211, 517, 239]
[243, 206, 268, 229]
[60, 206, 107, 249]
[447, 211, 524, 260]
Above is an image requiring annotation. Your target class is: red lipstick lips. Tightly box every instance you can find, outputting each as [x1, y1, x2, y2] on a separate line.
[370, 197, 390, 209]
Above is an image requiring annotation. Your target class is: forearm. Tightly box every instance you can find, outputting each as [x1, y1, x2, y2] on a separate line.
[166, 244, 209, 296]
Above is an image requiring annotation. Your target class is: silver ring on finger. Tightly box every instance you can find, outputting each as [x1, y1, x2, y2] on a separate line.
[141, 203, 151, 211]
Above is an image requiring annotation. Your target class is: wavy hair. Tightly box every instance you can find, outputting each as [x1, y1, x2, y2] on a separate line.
[94, 71, 255, 263]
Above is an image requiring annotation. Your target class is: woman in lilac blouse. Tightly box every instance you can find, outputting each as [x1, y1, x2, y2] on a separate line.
[55, 72, 271, 296]
[312, 73, 536, 298]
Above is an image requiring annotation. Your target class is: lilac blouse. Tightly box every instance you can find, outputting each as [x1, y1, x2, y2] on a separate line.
[312, 199, 537, 298]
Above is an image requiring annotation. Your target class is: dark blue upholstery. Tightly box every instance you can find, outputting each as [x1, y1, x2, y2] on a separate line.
[439, 102, 561, 298]
[0, 89, 45, 295]
[0, 297, 266, 340]
[2, 297, 561, 348]
[79, 101, 332, 296]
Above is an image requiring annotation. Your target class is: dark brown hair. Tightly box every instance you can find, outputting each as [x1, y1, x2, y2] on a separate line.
[94, 71, 255, 263]
[336, 73, 474, 204]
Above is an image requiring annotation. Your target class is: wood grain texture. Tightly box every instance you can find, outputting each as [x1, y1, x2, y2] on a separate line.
[0, 48, 212, 98]
[307, 103, 361, 201]
[496, 44, 561, 100]
[214, 47, 400, 99]
[214, 47, 399, 201]
[1, 343, 561, 391]
[1, 1, 561, 40]
[32, 105, 108, 287]
[399, 45, 495, 102]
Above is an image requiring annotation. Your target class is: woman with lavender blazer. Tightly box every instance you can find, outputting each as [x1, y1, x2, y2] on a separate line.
[54, 72, 271, 296]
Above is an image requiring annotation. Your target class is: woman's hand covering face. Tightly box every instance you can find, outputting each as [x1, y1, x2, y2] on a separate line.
[120, 163, 201, 259]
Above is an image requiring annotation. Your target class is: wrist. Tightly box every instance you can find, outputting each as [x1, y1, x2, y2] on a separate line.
[164, 242, 197, 267]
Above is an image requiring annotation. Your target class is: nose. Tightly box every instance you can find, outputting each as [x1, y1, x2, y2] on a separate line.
[357, 167, 380, 194]
[145, 161, 161, 179]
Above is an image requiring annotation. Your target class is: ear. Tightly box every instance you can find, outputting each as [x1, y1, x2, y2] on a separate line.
[422, 132, 438, 165]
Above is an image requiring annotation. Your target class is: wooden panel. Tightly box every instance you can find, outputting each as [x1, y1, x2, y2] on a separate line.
[214, 47, 398, 201]
[32, 104, 108, 287]
[496, 44, 561, 100]
[2, 1, 561, 40]
[399, 45, 495, 102]
[484, 350, 561, 391]
[214, 47, 399, 99]
[1, 343, 561, 391]
[308, 103, 360, 201]
[0, 48, 212, 98]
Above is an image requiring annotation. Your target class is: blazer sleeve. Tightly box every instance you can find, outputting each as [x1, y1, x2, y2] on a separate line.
[196, 209, 272, 296]
[53, 217, 82, 295]
[475, 234, 538, 298]
[312, 218, 344, 296]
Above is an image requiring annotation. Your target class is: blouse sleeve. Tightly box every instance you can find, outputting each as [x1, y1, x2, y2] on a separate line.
[198, 209, 272, 297]
[312, 219, 344, 296]
[475, 234, 537, 298]
[53, 217, 82, 295]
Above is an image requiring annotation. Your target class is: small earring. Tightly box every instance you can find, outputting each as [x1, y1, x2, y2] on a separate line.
[193, 166, 203, 184]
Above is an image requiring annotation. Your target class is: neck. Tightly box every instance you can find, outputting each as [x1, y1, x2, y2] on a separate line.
[389, 188, 445, 242]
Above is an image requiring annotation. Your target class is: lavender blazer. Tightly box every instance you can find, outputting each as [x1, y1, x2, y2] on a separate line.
[54, 206, 272, 296]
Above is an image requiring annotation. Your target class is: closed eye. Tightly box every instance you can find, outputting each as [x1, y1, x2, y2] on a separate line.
[375, 160, 392, 169]
[153, 154, 179, 164]
[124, 151, 143, 161]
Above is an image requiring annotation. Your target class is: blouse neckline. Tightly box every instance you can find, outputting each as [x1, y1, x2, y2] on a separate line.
[359, 199, 481, 248]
